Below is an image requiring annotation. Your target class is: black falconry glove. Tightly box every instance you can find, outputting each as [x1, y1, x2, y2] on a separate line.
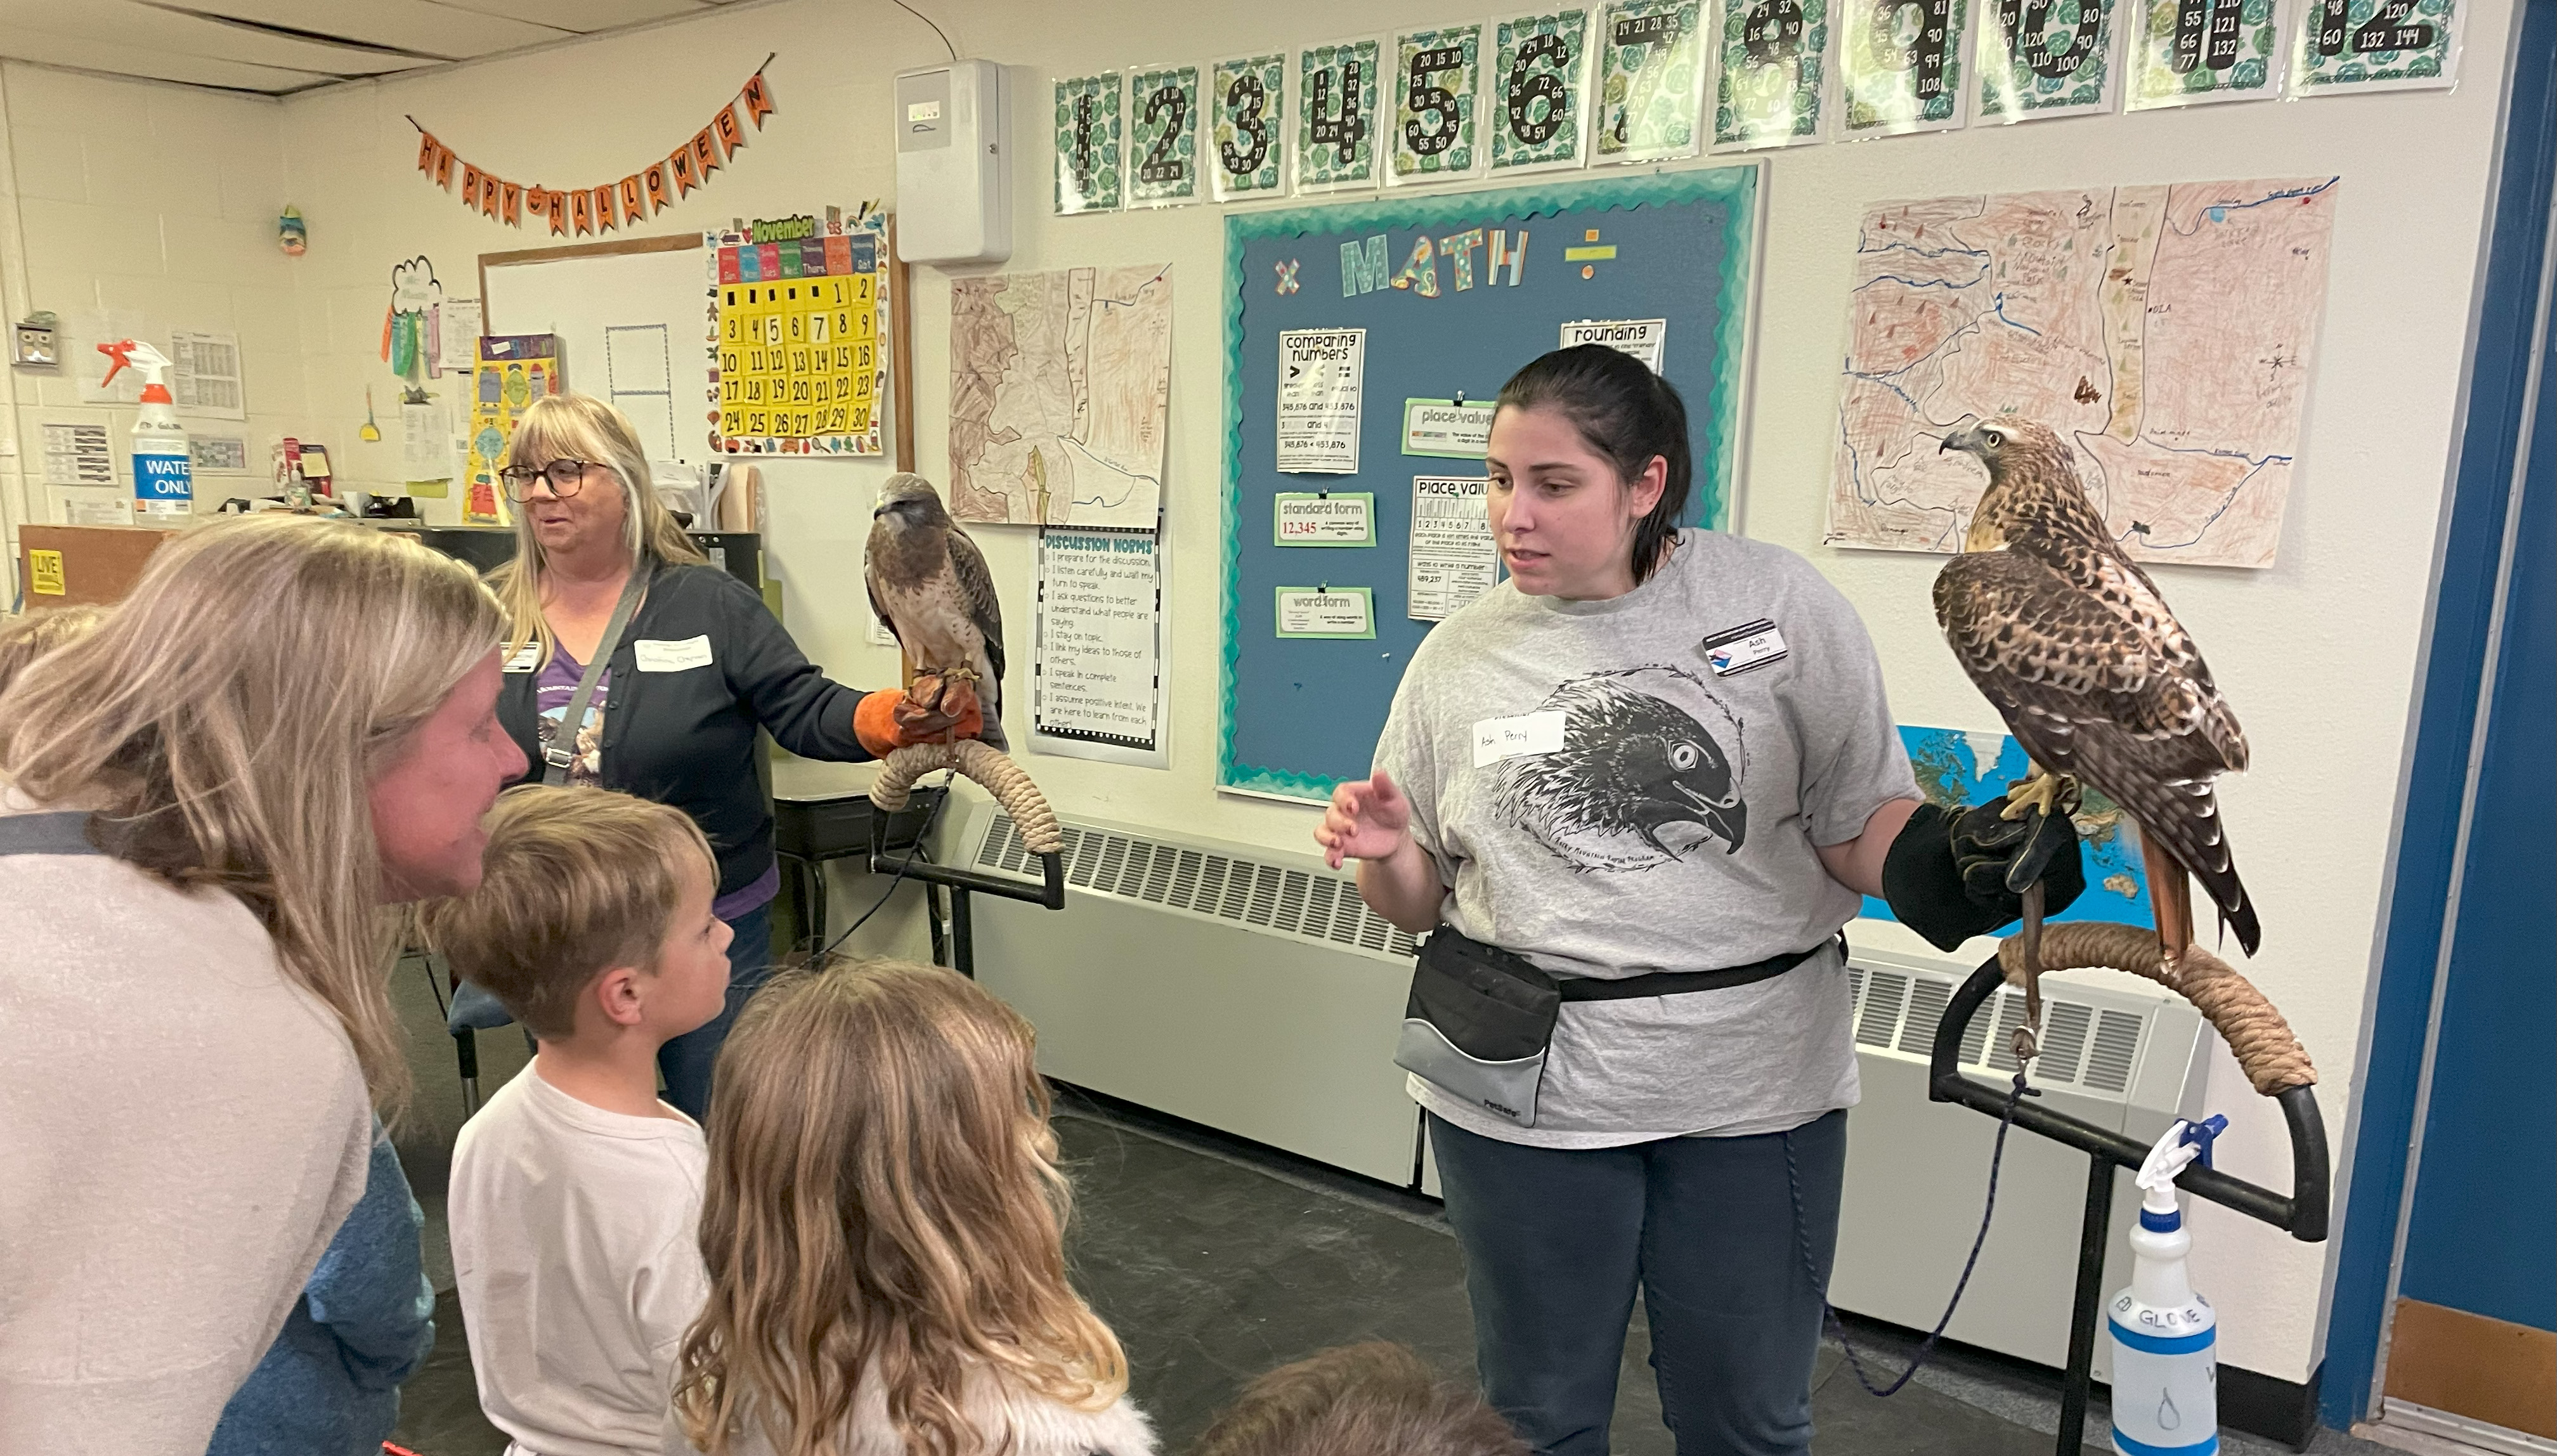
[1880, 795, 2088, 952]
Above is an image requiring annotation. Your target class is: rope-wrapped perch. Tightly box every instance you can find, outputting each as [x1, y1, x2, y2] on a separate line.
[868, 739, 1062, 855]
[2000, 921, 2317, 1096]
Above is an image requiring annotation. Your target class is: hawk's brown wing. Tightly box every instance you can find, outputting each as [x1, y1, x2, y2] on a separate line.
[946, 523, 1004, 689]
[863, 517, 902, 650]
[1936, 549, 2258, 952]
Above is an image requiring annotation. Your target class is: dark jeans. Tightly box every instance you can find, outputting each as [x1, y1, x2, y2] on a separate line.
[656, 900, 774, 1122]
[1427, 1108, 1849, 1456]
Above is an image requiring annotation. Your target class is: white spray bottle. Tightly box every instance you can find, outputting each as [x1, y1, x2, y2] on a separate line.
[2110, 1114, 2228, 1456]
[98, 339, 192, 519]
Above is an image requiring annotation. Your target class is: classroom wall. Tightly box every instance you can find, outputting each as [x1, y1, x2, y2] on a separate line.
[0, 63, 308, 553]
[30, 0, 2502, 1387]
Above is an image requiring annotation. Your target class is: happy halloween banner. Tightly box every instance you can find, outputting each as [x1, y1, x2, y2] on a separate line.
[408, 62, 776, 235]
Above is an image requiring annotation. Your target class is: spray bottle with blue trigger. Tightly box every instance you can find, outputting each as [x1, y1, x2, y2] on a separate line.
[2109, 1113, 2228, 1456]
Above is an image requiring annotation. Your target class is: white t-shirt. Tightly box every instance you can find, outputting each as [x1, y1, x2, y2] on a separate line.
[1372, 528, 1918, 1148]
[451, 1065, 710, 1456]
[0, 796, 373, 1455]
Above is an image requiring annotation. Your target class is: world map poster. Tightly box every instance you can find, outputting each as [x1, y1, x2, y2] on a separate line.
[1859, 725, 2156, 933]
[949, 264, 1174, 526]
[1827, 178, 2339, 569]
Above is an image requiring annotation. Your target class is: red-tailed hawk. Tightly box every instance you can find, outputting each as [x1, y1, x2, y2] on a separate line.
[1934, 420, 2257, 991]
[864, 474, 1007, 752]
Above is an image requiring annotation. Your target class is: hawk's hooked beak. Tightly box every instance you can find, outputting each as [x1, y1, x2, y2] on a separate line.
[1939, 423, 1987, 457]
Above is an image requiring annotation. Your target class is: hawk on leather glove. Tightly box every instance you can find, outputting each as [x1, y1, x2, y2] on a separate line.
[1934, 421, 2258, 978]
[865, 473, 1008, 752]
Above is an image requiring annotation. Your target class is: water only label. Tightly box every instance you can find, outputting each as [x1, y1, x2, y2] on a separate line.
[133, 452, 193, 514]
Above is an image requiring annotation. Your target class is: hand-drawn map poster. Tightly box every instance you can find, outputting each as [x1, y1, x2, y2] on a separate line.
[706, 210, 888, 456]
[1828, 178, 2339, 569]
[949, 264, 1175, 527]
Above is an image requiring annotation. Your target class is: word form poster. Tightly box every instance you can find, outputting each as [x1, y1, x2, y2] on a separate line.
[709, 212, 889, 455]
[1032, 526, 1169, 768]
[1409, 476, 1497, 620]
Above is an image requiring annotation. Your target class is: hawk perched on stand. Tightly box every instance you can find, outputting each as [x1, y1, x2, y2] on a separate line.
[864, 473, 1008, 752]
[1934, 421, 2258, 1037]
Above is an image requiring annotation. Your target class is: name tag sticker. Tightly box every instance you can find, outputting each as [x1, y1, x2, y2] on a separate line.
[1473, 709, 1568, 767]
[502, 644, 541, 672]
[634, 635, 715, 673]
[1703, 619, 1788, 676]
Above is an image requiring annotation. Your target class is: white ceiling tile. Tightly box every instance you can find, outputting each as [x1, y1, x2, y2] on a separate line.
[419, 0, 709, 32]
[179, 0, 574, 58]
[3, 1, 443, 82]
[0, 27, 334, 93]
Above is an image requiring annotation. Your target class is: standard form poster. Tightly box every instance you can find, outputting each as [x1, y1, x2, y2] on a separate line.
[1409, 475, 1498, 620]
[1033, 526, 1169, 768]
[1275, 328, 1367, 473]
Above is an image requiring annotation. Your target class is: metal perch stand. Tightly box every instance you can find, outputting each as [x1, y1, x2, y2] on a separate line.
[866, 739, 1065, 977]
[1929, 922, 2329, 1456]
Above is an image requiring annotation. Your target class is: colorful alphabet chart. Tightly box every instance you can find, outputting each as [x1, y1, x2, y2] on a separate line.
[705, 210, 888, 455]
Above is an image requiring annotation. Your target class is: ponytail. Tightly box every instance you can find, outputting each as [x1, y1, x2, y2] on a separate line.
[1493, 345, 1692, 584]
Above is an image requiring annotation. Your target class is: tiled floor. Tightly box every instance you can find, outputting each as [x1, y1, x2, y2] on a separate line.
[383, 939, 2404, 1456]
[389, 1083, 2398, 1456]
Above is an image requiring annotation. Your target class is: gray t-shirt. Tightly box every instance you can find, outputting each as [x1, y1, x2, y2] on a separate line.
[1372, 528, 1916, 1148]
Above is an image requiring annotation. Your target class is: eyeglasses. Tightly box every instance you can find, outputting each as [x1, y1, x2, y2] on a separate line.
[498, 458, 599, 502]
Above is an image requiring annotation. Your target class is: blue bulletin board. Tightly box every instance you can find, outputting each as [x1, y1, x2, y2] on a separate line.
[1219, 167, 1761, 802]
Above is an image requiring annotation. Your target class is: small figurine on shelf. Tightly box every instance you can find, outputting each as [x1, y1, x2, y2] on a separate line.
[278, 207, 307, 256]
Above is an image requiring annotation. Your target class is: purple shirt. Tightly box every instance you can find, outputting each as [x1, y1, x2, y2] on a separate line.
[534, 647, 778, 923]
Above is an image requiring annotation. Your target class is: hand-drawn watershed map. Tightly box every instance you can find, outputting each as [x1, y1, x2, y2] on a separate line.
[949, 264, 1174, 527]
[1828, 178, 2338, 569]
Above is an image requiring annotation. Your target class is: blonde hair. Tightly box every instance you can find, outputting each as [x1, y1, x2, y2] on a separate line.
[0, 516, 504, 1110]
[417, 784, 715, 1040]
[675, 958, 1128, 1456]
[486, 392, 705, 666]
[0, 604, 107, 694]
[1192, 1344, 1529, 1456]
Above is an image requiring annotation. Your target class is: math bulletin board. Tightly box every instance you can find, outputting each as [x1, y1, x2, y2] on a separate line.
[1220, 166, 1760, 802]
[707, 211, 888, 455]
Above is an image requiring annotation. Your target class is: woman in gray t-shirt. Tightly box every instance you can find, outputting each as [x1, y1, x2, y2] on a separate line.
[1315, 347, 2076, 1456]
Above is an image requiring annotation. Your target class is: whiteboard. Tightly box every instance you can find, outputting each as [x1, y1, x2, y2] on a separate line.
[484, 244, 710, 463]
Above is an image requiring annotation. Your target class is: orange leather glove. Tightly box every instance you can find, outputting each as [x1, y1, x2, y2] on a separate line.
[855, 687, 981, 757]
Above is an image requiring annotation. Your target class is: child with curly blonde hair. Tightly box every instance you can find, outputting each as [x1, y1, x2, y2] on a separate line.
[674, 957, 1152, 1456]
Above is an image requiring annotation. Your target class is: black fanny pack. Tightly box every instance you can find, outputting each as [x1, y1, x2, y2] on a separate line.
[1392, 924, 1840, 1128]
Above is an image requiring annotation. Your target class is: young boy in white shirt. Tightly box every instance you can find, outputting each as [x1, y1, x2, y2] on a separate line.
[424, 785, 736, 1456]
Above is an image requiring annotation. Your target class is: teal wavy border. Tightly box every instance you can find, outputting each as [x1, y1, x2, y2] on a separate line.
[1217, 166, 1762, 802]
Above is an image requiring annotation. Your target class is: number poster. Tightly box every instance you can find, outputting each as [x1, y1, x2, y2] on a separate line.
[1491, 10, 1594, 171]
[1209, 52, 1288, 200]
[1838, 0, 1977, 134]
[1976, 0, 2122, 121]
[1594, 0, 1712, 163]
[2291, 0, 2463, 93]
[1714, 0, 1834, 147]
[2126, 0, 2286, 107]
[1297, 38, 1384, 192]
[1128, 65, 1202, 206]
[1056, 73, 1126, 212]
[1389, 22, 1487, 183]
[706, 211, 888, 456]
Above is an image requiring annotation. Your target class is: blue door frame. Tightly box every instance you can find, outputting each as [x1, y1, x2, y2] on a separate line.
[2323, 0, 2557, 1431]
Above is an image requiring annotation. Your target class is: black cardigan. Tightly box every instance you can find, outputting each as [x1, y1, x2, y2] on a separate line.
[497, 560, 876, 899]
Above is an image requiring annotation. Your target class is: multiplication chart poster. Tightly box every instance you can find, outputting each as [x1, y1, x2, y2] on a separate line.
[706, 209, 889, 456]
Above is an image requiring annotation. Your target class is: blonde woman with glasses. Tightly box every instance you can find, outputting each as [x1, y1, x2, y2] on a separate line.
[0, 515, 528, 1453]
[483, 394, 949, 1119]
